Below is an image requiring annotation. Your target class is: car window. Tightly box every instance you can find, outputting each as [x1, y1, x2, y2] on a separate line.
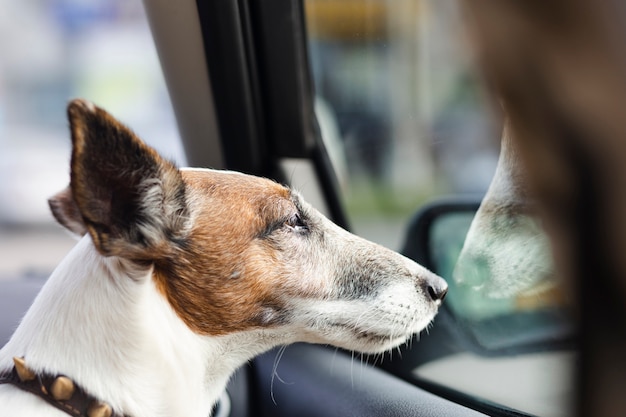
[420, 206, 574, 416]
[303, 1, 574, 416]
[305, 0, 497, 250]
[0, 0, 182, 280]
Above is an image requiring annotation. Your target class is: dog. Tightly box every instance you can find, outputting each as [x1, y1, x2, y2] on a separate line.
[0, 99, 447, 417]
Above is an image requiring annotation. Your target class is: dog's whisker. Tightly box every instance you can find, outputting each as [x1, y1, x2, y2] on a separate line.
[358, 352, 366, 384]
[330, 347, 339, 374]
[270, 345, 291, 406]
[395, 345, 403, 360]
[350, 350, 356, 389]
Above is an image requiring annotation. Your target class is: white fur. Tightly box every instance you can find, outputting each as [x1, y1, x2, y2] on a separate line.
[0, 237, 292, 417]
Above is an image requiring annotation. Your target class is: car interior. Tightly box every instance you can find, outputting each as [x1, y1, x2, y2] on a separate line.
[1, 1, 583, 416]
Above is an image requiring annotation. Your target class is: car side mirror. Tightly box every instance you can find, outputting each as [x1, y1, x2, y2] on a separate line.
[402, 198, 575, 355]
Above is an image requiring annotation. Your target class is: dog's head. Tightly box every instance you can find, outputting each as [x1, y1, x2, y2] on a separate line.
[49, 99, 447, 354]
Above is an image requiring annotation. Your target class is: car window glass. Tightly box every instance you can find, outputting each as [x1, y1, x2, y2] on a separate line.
[304, 1, 574, 416]
[0, 0, 181, 279]
[420, 208, 574, 416]
[305, 0, 497, 250]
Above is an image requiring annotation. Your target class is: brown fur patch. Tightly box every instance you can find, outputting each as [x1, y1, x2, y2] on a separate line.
[153, 170, 311, 335]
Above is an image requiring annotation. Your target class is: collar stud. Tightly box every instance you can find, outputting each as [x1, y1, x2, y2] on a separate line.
[12, 357, 36, 382]
[87, 400, 113, 417]
[51, 375, 75, 401]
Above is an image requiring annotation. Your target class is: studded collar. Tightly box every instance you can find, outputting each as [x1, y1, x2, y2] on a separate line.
[0, 357, 128, 417]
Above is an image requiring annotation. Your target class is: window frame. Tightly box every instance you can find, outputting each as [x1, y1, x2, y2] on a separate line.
[195, 0, 349, 229]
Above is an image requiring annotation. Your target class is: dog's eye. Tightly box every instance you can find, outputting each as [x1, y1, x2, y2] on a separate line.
[285, 213, 308, 232]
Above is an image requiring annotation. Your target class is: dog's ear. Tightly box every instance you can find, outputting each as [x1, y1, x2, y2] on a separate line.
[48, 186, 88, 236]
[65, 99, 189, 260]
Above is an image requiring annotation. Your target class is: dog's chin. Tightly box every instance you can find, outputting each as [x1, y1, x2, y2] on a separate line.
[314, 313, 437, 354]
[327, 328, 415, 355]
[351, 334, 412, 354]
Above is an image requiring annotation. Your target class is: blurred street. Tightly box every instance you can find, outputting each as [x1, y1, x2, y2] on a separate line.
[0, 226, 75, 281]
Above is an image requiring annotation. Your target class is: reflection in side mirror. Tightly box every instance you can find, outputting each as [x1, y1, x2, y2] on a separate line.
[407, 199, 574, 353]
[452, 198, 560, 312]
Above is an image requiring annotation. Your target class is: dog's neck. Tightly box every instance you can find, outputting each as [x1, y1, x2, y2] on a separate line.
[0, 236, 289, 417]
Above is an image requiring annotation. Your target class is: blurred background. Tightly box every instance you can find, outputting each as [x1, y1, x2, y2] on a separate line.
[0, 0, 498, 279]
[0, 0, 181, 279]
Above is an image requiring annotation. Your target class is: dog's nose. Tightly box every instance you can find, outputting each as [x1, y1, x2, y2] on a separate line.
[423, 276, 448, 303]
